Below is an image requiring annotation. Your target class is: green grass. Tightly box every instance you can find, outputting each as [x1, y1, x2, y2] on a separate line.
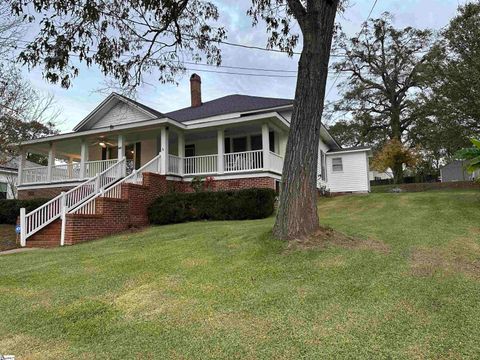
[1, 190, 480, 359]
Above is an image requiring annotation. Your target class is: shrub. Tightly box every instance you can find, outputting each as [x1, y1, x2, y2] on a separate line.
[148, 188, 276, 225]
[0, 199, 49, 224]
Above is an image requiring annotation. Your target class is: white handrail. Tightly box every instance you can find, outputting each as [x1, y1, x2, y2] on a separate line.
[184, 154, 218, 175]
[20, 158, 126, 246]
[72, 154, 162, 215]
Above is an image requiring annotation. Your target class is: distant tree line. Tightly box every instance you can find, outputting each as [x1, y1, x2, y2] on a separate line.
[327, 3, 480, 183]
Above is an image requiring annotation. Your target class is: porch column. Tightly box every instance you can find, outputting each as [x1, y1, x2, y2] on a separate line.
[47, 142, 55, 182]
[117, 134, 125, 161]
[217, 128, 224, 174]
[160, 126, 169, 175]
[178, 131, 185, 176]
[279, 131, 288, 157]
[79, 139, 88, 179]
[17, 149, 26, 185]
[262, 123, 270, 170]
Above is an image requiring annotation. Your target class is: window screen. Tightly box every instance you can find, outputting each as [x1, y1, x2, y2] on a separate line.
[0, 182, 7, 199]
[332, 157, 343, 172]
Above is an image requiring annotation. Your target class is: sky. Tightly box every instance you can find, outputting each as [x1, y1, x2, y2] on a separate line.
[21, 0, 467, 132]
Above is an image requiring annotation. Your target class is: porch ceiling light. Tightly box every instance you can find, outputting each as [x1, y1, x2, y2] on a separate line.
[99, 142, 106, 148]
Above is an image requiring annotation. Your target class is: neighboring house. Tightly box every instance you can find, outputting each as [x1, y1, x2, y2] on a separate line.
[16, 74, 371, 247]
[440, 160, 479, 182]
[0, 158, 39, 199]
[369, 169, 393, 182]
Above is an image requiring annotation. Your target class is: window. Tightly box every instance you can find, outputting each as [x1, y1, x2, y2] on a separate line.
[269, 131, 275, 152]
[332, 157, 343, 172]
[232, 137, 247, 152]
[185, 144, 195, 157]
[250, 135, 262, 151]
[0, 182, 7, 199]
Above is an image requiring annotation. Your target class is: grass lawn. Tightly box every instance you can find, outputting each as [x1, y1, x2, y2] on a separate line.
[1, 190, 479, 359]
[0, 224, 17, 251]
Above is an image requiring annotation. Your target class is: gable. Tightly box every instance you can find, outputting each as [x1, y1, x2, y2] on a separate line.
[90, 102, 153, 130]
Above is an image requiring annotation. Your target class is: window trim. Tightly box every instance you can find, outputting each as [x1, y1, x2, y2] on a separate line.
[332, 157, 343, 173]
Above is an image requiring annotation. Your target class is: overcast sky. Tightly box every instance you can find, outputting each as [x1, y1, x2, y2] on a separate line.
[22, 0, 466, 132]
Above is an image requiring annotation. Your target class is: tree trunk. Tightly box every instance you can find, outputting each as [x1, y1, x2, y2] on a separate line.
[392, 161, 404, 184]
[273, 1, 339, 241]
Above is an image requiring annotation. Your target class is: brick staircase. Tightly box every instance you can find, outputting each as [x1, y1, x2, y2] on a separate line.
[25, 172, 171, 247]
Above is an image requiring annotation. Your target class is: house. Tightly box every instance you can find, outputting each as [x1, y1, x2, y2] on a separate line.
[0, 158, 39, 199]
[440, 160, 479, 182]
[369, 169, 393, 182]
[16, 74, 371, 247]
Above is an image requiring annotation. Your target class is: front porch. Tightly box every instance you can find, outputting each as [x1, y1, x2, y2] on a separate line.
[18, 122, 286, 189]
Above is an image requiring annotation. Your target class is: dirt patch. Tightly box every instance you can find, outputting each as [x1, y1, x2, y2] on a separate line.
[287, 226, 390, 254]
[0, 224, 17, 251]
[411, 237, 480, 279]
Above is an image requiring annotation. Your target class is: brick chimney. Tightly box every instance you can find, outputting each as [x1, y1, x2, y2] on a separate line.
[190, 73, 202, 107]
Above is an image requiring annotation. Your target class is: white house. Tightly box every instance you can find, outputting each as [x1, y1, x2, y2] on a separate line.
[16, 74, 371, 247]
[0, 158, 39, 199]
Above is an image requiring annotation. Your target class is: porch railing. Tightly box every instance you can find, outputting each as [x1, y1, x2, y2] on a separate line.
[21, 159, 119, 184]
[72, 154, 162, 215]
[168, 155, 181, 175]
[20, 158, 126, 246]
[22, 166, 48, 184]
[184, 154, 218, 175]
[269, 151, 284, 174]
[85, 159, 118, 178]
[224, 150, 263, 173]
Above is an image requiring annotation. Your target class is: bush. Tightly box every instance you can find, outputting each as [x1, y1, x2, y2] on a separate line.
[148, 188, 276, 225]
[0, 199, 49, 224]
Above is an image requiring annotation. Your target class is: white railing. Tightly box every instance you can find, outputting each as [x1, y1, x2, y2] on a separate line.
[22, 166, 48, 184]
[85, 159, 118, 178]
[73, 154, 162, 215]
[269, 151, 284, 174]
[224, 150, 263, 172]
[184, 154, 218, 175]
[21, 159, 119, 184]
[20, 159, 126, 246]
[168, 155, 181, 175]
[51, 163, 82, 182]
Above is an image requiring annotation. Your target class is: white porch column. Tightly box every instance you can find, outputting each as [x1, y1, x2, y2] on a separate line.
[279, 131, 288, 157]
[262, 123, 270, 170]
[217, 128, 225, 174]
[80, 139, 88, 179]
[117, 134, 125, 161]
[17, 149, 26, 185]
[47, 142, 55, 182]
[178, 131, 185, 176]
[160, 127, 169, 174]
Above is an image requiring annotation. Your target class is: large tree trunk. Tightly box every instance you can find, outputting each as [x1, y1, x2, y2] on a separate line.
[392, 161, 404, 184]
[273, 1, 339, 241]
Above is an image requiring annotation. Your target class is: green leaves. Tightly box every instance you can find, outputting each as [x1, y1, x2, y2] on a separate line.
[455, 138, 480, 173]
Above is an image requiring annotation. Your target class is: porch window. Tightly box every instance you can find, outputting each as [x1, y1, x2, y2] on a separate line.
[332, 157, 343, 172]
[185, 144, 195, 157]
[232, 137, 247, 153]
[250, 135, 262, 151]
[224, 138, 231, 154]
[0, 182, 7, 199]
[269, 131, 275, 152]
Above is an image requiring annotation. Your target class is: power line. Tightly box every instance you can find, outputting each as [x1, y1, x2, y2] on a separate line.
[183, 67, 297, 78]
[326, 0, 380, 98]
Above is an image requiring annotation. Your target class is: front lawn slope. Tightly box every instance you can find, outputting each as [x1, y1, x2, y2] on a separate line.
[0, 190, 479, 359]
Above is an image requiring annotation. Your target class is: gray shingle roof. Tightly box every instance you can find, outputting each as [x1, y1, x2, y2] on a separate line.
[165, 94, 293, 122]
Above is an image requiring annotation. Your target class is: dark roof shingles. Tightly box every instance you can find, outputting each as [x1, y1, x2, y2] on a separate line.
[165, 94, 293, 122]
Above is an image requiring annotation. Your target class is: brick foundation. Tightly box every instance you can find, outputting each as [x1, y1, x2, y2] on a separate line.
[24, 174, 278, 247]
[18, 185, 76, 200]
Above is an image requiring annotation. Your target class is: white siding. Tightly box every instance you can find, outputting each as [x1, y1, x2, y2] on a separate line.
[141, 139, 157, 166]
[0, 170, 16, 199]
[91, 102, 152, 129]
[325, 152, 370, 193]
